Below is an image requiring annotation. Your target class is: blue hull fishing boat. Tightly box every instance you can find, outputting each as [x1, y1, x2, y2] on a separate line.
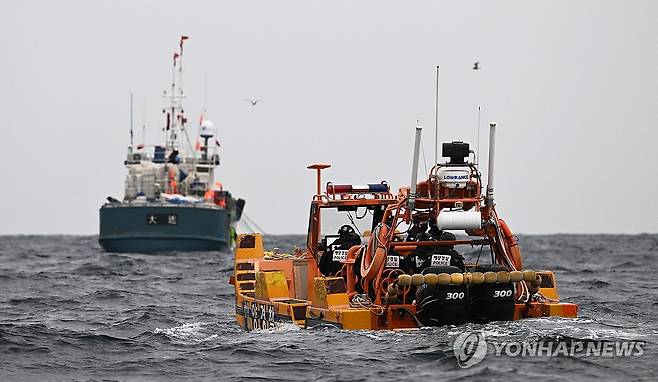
[99, 36, 244, 253]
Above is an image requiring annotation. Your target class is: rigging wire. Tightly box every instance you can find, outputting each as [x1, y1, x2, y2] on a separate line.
[346, 211, 362, 236]
[420, 135, 429, 176]
[241, 213, 267, 235]
[239, 218, 256, 233]
[475, 244, 484, 267]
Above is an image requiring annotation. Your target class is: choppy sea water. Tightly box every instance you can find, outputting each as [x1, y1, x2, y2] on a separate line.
[1, 234, 657, 381]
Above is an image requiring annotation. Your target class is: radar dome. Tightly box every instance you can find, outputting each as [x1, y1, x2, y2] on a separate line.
[200, 120, 215, 137]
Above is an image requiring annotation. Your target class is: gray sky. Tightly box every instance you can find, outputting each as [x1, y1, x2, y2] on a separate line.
[1, 1, 656, 235]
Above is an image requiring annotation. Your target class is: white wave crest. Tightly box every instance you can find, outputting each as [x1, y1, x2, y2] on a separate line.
[154, 322, 219, 343]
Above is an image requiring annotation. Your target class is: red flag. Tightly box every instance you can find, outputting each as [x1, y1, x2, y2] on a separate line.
[180, 35, 189, 53]
[173, 52, 179, 64]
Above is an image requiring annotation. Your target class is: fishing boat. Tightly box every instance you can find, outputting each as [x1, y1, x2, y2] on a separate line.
[99, 36, 244, 253]
[231, 122, 577, 330]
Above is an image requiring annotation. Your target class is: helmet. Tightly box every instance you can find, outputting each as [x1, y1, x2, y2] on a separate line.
[440, 231, 456, 241]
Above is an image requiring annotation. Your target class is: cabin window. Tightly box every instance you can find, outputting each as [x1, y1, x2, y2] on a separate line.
[320, 207, 372, 240]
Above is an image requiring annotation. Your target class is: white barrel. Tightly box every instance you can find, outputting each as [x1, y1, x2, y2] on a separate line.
[437, 210, 482, 230]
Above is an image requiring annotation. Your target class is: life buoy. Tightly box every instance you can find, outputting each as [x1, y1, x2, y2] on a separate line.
[360, 224, 388, 280]
[499, 219, 522, 270]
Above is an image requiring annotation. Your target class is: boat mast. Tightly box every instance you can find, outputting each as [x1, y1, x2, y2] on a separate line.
[177, 37, 198, 162]
[166, 50, 179, 150]
[130, 92, 134, 146]
[164, 36, 192, 153]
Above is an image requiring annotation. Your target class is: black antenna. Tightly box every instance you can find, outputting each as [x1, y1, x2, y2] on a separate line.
[473, 61, 481, 165]
[434, 65, 440, 165]
[476, 105, 481, 164]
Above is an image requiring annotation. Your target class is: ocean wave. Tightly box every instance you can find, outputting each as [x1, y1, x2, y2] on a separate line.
[1, 234, 657, 380]
[153, 322, 235, 344]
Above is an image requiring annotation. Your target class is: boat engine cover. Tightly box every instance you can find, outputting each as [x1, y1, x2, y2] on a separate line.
[415, 266, 468, 326]
[468, 265, 515, 323]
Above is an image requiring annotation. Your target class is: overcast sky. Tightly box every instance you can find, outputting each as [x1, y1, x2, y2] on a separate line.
[1, 1, 656, 235]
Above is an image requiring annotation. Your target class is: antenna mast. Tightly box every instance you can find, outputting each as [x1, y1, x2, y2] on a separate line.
[164, 35, 190, 151]
[203, 72, 208, 117]
[167, 50, 178, 149]
[434, 66, 440, 165]
[476, 106, 481, 164]
[130, 92, 134, 146]
[142, 97, 147, 146]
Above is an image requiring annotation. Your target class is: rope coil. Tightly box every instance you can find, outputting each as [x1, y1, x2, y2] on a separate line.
[349, 294, 384, 315]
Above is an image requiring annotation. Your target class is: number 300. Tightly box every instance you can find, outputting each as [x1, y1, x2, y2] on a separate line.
[446, 292, 465, 300]
[493, 290, 512, 298]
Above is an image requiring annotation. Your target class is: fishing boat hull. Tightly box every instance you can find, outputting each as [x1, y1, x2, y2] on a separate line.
[99, 204, 232, 253]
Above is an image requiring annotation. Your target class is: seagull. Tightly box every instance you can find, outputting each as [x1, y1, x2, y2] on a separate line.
[245, 99, 263, 106]
[473, 62, 480, 70]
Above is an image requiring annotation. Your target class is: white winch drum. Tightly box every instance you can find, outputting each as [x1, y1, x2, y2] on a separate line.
[437, 210, 482, 230]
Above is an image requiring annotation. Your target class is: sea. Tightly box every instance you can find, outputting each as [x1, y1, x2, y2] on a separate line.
[1, 234, 656, 381]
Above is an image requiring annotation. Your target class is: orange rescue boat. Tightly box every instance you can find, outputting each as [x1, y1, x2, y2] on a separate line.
[231, 122, 577, 330]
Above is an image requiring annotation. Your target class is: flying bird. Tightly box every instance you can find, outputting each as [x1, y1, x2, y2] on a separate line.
[473, 62, 480, 70]
[245, 99, 263, 106]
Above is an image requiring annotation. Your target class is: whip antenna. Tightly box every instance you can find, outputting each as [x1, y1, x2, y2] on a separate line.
[434, 66, 440, 165]
[203, 72, 208, 117]
[476, 105, 481, 164]
[142, 97, 147, 146]
[129, 92, 134, 145]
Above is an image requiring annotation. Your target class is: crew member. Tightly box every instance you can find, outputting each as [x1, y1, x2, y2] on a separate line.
[319, 225, 361, 276]
[408, 231, 465, 273]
